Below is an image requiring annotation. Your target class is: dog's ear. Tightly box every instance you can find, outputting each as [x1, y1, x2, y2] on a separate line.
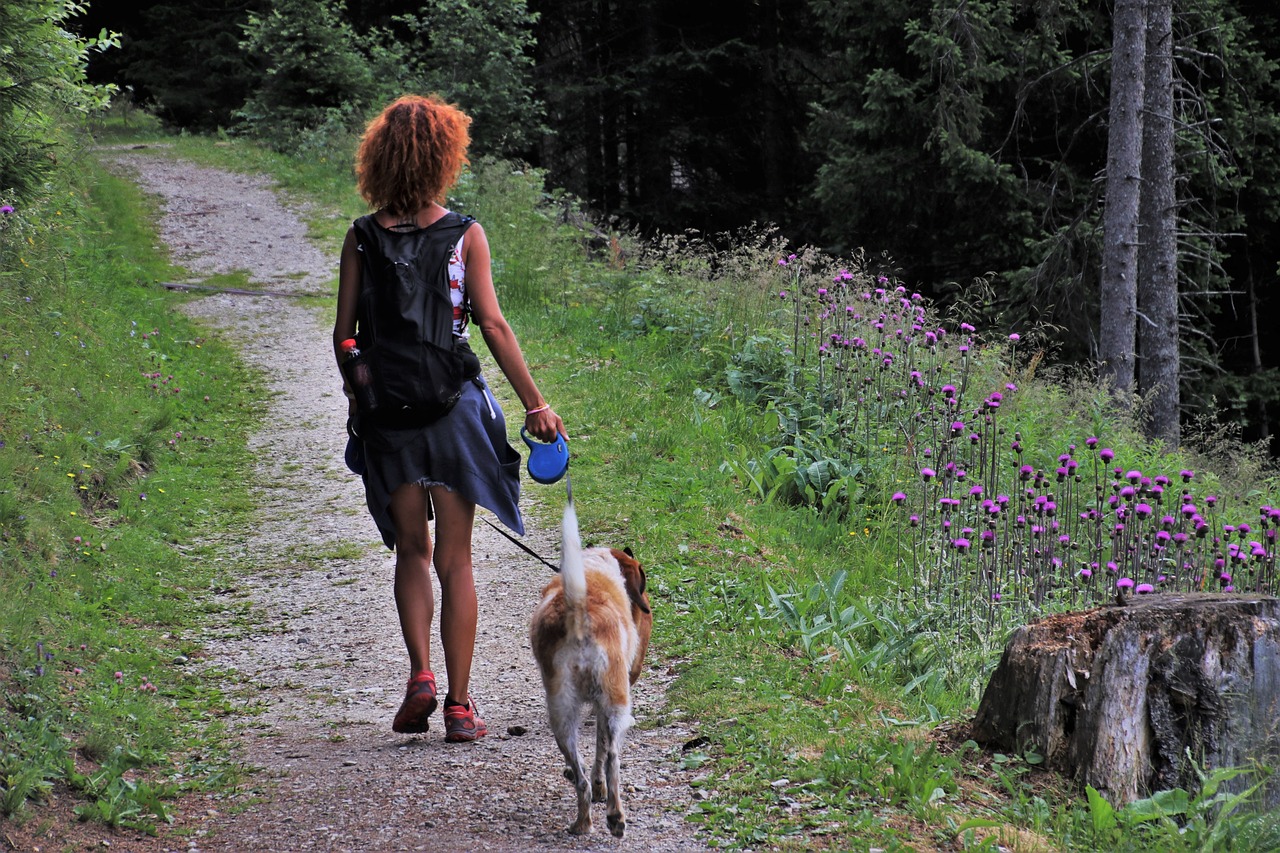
[627, 566, 650, 614]
[612, 548, 651, 614]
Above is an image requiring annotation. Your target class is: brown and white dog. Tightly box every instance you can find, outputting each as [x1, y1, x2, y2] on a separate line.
[529, 501, 652, 837]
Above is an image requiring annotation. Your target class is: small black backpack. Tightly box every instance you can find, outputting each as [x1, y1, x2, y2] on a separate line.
[352, 211, 476, 427]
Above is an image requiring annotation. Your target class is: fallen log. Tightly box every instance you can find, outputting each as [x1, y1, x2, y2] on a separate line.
[971, 593, 1280, 807]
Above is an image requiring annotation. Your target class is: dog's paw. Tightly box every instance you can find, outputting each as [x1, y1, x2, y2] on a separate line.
[607, 812, 626, 838]
[591, 781, 606, 803]
[568, 818, 592, 836]
[563, 767, 578, 784]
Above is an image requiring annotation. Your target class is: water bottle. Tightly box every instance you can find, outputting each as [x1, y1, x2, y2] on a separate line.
[340, 339, 380, 412]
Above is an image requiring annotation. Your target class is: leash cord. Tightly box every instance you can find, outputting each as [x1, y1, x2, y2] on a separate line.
[478, 474, 571, 573]
[479, 515, 559, 572]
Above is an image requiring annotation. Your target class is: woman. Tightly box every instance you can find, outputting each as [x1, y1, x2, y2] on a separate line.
[333, 95, 565, 742]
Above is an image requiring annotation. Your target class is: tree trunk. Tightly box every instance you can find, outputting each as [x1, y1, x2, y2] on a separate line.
[1138, 0, 1179, 446]
[1099, 0, 1147, 396]
[971, 593, 1280, 808]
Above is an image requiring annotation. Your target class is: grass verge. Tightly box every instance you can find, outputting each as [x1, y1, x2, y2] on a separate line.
[0, 139, 262, 834]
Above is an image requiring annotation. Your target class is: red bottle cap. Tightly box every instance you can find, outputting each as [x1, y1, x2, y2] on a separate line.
[341, 338, 357, 352]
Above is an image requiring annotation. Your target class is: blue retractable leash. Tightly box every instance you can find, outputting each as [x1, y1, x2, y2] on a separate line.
[477, 428, 571, 572]
[521, 426, 571, 498]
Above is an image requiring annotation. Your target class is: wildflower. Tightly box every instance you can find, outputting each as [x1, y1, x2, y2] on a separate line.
[1079, 567, 1093, 579]
[114, 671, 124, 681]
[1009, 333, 1020, 342]
[953, 537, 971, 551]
[921, 468, 936, 481]
[891, 492, 906, 504]
[909, 514, 920, 527]
[1136, 583, 1154, 594]
[0, 205, 13, 214]
[1180, 469, 1194, 482]
[1100, 448, 1115, 462]
[1086, 437, 1098, 448]
[1117, 577, 1135, 591]
[1135, 503, 1153, 519]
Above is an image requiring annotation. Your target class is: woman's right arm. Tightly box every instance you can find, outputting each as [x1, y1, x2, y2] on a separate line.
[334, 227, 361, 408]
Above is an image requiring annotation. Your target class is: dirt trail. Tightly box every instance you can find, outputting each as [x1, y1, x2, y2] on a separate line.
[95, 149, 710, 853]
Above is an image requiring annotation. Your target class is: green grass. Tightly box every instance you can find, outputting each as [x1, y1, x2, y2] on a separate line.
[6, 111, 1277, 849]
[0, 136, 263, 833]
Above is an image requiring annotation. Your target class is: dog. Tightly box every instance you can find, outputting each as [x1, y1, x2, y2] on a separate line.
[529, 500, 652, 837]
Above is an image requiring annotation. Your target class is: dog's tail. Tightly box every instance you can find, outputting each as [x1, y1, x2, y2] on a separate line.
[560, 499, 588, 633]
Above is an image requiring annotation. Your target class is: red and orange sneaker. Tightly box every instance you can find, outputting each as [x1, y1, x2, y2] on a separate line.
[443, 695, 488, 742]
[392, 670, 438, 734]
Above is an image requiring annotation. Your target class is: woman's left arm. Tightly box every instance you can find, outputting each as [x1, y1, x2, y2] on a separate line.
[464, 223, 566, 441]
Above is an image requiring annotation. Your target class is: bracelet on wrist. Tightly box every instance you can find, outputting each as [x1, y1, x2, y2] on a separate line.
[525, 403, 550, 416]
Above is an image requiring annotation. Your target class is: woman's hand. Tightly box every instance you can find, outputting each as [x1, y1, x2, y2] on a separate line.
[524, 406, 565, 443]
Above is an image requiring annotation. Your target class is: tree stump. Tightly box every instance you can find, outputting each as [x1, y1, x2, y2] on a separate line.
[971, 593, 1280, 807]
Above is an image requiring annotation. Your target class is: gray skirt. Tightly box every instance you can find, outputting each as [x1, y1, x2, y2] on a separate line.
[357, 375, 524, 550]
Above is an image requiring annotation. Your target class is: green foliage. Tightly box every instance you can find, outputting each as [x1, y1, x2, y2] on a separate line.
[0, 0, 118, 205]
[236, 0, 376, 155]
[120, 0, 264, 132]
[363, 0, 543, 157]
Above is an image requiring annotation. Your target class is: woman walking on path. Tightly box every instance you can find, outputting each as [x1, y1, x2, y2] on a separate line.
[333, 94, 565, 742]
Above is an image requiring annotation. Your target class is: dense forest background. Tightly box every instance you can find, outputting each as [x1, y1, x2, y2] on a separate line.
[70, 0, 1280, 449]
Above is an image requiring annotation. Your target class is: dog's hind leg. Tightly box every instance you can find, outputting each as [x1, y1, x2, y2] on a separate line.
[599, 704, 631, 838]
[591, 710, 607, 802]
[550, 699, 592, 835]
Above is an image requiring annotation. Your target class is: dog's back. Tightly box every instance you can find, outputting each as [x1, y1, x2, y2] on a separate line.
[529, 501, 650, 837]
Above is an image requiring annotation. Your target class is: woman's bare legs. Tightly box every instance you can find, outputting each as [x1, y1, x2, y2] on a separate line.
[428, 486, 477, 704]
[387, 483, 434, 676]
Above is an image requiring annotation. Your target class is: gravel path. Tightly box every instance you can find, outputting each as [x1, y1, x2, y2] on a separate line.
[97, 149, 711, 853]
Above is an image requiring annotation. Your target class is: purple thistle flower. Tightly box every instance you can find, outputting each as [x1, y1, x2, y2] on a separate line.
[921, 467, 935, 481]
[1136, 583, 1154, 594]
[1117, 577, 1135, 591]
[891, 492, 907, 503]
[0, 205, 13, 215]
[1086, 437, 1099, 448]
[1009, 333, 1020, 342]
[1100, 448, 1115, 462]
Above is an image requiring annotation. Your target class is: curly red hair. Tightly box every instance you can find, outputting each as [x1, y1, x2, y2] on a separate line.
[355, 95, 472, 216]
